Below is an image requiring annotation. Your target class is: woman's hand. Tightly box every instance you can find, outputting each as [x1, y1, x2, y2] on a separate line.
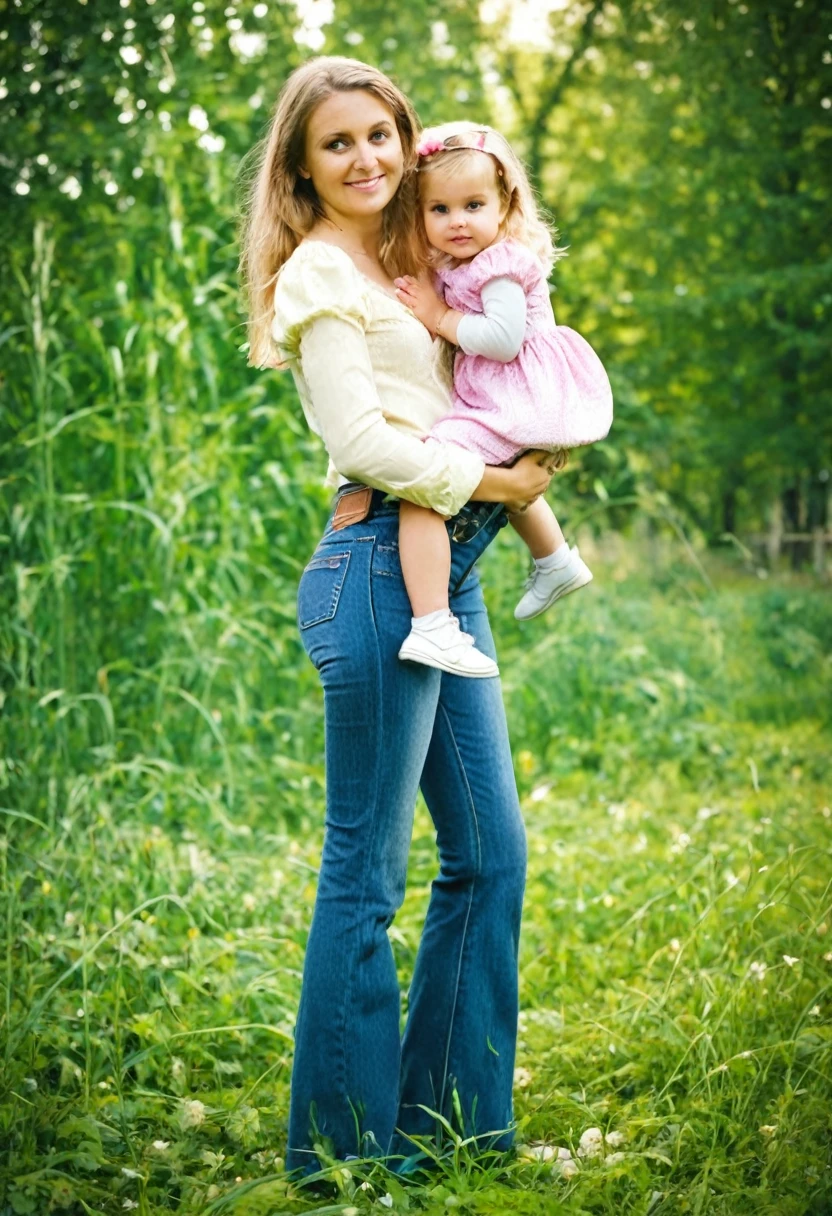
[395, 275, 457, 338]
[471, 450, 559, 509]
[504, 450, 559, 513]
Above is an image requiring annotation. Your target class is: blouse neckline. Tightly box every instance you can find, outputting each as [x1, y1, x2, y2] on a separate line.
[299, 238, 411, 311]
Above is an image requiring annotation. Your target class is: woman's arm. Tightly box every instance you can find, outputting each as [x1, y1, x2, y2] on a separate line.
[299, 316, 485, 518]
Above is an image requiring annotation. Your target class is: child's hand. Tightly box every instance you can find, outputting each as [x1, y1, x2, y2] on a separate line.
[394, 275, 449, 335]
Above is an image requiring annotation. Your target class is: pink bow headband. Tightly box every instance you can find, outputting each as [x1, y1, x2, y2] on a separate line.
[416, 129, 505, 176]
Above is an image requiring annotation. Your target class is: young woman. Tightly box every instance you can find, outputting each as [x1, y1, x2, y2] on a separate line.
[240, 56, 557, 1178]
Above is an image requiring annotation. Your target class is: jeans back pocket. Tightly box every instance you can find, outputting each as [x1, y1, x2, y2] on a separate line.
[297, 550, 351, 630]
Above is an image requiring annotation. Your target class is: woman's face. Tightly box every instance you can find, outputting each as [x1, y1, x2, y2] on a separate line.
[300, 89, 404, 226]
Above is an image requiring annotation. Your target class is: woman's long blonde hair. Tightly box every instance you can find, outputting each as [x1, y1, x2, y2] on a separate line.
[239, 57, 425, 368]
[416, 121, 564, 275]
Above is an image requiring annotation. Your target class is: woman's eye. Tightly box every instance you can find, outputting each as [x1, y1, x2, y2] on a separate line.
[370, 130, 388, 142]
[328, 139, 347, 151]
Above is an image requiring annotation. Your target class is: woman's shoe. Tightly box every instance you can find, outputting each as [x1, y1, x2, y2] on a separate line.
[398, 614, 499, 678]
[514, 546, 593, 621]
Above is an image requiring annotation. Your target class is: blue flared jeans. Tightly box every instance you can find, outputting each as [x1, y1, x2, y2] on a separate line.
[286, 494, 527, 1176]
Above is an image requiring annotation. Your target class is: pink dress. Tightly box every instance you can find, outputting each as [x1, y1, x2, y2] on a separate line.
[430, 239, 613, 465]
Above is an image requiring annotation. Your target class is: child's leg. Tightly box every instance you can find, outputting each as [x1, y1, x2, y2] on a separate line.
[508, 497, 565, 559]
[398, 500, 451, 617]
[397, 500, 498, 678]
[510, 499, 593, 621]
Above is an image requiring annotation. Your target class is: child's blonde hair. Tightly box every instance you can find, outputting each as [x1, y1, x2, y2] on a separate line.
[239, 57, 426, 368]
[416, 121, 565, 275]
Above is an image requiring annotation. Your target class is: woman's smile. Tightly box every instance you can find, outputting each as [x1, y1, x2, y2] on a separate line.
[345, 174, 385, 191]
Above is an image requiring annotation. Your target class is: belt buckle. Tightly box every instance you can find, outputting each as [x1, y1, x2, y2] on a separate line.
[450, 503, 493, 544]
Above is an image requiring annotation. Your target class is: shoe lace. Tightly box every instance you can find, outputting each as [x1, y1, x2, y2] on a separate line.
[449, 614, 475, 646]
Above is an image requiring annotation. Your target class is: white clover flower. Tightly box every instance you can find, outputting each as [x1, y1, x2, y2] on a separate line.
[670, 836, 687, 855]
[180, 1098, 206, 1129]
[749, 960, 767, 981]
[242, 892, 257, 911]
[123, 1203, 139, 1212]
[513, 1066, 532, 1088]
[552, 1153, 578, 1179]
[759, 1124, 777, 1136]
[519, 1143, 556, 1162]
[605, 1151, 626, 1165]
[119, 45, 142, 64]
[578, 1127, 604, 1158]
[809, 1005, 821, 1017]
[782, 954, 799, 967]
[152, 1139, 170, 1151]
[669, 938, 681, 953]
[605, 1130, 625, 1147]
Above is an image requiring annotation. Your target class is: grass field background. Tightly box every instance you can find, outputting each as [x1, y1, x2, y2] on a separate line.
[3, 516, 830, 1214]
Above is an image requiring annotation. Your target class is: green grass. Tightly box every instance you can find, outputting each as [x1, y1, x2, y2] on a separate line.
[2, 542, 830, 1216]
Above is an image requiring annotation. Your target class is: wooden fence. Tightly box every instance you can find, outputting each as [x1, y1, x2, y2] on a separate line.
[745, 529, 832, 574]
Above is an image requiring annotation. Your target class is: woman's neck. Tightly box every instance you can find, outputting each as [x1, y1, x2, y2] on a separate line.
[306, 213, 398, 291]
[312, 213, 383, 260]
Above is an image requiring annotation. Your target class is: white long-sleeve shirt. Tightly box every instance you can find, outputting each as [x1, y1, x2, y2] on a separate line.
[456, 277, 527, 362]
[271, 241, 485, 517]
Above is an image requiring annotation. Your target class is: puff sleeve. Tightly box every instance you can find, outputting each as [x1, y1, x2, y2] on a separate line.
[463, 239, 544, 297]
[271, 242, 371, 362]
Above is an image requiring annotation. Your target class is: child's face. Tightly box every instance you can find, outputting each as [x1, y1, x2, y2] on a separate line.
[420, 157, 506, 261]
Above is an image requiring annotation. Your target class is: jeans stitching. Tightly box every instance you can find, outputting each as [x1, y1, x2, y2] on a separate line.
[434, 699, 482, 1119]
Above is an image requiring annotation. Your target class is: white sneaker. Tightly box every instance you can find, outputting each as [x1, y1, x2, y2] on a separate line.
[398, 615, 499, 678]
[514, 546, 593, 621]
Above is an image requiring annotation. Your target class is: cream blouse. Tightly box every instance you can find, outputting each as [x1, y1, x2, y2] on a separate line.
[271, 241, 485, 518]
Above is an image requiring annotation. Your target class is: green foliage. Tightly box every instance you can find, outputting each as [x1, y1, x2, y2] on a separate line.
[2, 2, 831, 1213]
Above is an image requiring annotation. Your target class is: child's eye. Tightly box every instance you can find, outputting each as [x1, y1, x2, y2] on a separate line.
[466, 201, 483, 211]
[430, 204, 449, 214]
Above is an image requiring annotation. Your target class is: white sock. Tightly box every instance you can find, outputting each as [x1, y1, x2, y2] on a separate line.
[411, 608, 453, 631]
[535, 542, 570, 572]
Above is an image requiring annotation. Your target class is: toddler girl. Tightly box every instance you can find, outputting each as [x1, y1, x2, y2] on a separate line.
[394, 122, 613, 678]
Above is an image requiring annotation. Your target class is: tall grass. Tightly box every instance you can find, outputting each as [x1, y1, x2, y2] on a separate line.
[1, 209, 831, 1215]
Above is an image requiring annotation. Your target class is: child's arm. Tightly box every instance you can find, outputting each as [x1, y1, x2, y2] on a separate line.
[395, 275, 527, 362]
